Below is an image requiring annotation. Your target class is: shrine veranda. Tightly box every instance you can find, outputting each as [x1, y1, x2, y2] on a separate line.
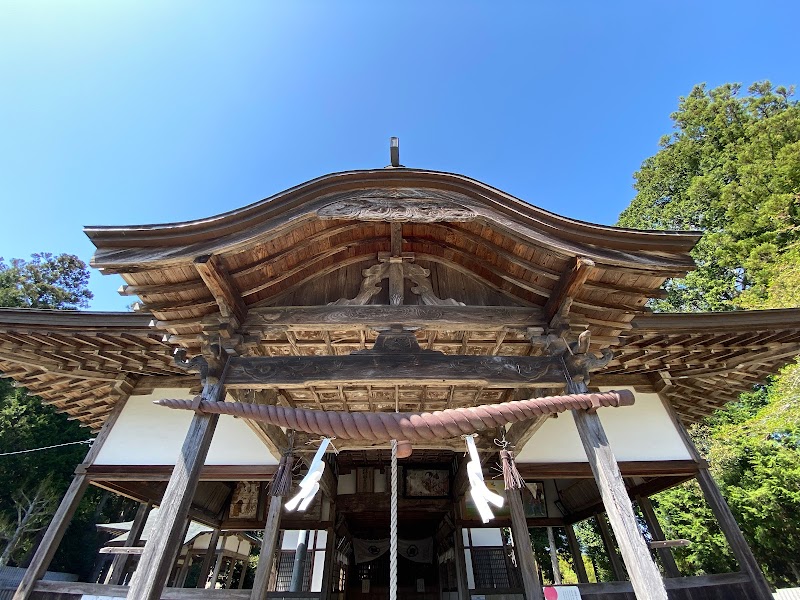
[2, 167, 799, 600]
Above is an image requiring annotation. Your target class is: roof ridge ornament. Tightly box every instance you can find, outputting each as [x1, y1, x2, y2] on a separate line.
[387, 136, 403, 168]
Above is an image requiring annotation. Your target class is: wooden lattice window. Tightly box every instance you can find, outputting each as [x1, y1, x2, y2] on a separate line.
[272, 550, 313, 592]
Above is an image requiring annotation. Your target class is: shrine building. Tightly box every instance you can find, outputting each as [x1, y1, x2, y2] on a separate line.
[3, 155, 800, 600]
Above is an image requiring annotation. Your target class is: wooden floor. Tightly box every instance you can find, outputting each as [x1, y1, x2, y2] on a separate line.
[0, 572, 758, 600]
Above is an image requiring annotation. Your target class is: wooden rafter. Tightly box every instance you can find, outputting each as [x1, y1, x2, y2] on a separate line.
[193, 254, 247, 324]
[543, 256, 596, 323]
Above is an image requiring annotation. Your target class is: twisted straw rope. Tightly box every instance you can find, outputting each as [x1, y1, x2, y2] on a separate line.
[154, 389, 634, 442]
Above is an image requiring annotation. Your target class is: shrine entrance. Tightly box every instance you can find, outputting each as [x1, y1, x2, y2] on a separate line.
[344, 520, 443, 600]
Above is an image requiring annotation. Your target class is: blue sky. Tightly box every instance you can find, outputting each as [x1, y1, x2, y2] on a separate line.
[1, 1, 798, 311]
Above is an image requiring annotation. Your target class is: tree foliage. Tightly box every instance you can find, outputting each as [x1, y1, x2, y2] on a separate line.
[0, 253, 109, 572]
[618, 81, 800, 311]
[0, 253, 93, 310]
[616, 80, 800, 587]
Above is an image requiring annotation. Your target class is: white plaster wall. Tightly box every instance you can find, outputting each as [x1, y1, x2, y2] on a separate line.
[516, 389, 690, 463]
[94, 389, 279, 465]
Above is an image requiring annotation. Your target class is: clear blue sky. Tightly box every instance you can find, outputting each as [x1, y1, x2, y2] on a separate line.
[1, 1, 797, 311]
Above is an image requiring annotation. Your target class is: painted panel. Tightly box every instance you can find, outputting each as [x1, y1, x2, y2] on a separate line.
[93, 389, 279, 465]
[516, 389, 691, 463]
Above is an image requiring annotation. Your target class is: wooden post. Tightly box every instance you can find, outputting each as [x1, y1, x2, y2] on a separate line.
[238, 559, 249, 589]
[695, 468, 773, 599]
[594, 512, 626, 582]
[318, 504, 337, 600]
[665, 396, 773, 599]
[175, 551, 194, 588]
[13, 392, 131, 600]
[573, 406, 668, 600]
[107, 501, 151, 585]
[564, 524, 588, 584]
[125, 372, 226, 600]
[250, 494, 284, 600]
[507, 488, 544, 600]
[636, 495, 680, 578]
[210, 549, 227, 590]
[452, 515, 470, 600]
[546, 527, 562, 584]
[196, 528, 221, 588]
[223, 557, 236, 589]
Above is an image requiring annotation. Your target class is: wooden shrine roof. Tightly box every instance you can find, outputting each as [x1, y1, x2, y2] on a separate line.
[0, 169, 795, 431]
[85, 168, 701, 347]
[609, 309, 800, 422]
[0, 309, 187, 430]
[0, 307, 797, 430]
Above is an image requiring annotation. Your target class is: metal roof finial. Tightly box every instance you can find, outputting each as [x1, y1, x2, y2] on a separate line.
[388, 137, 403, 168]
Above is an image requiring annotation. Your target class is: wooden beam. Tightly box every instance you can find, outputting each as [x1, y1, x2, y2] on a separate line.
[194, 254, 247, 324]
[517, 460, 702, 479]
[125, 371, 226, 600]
[543, 256, 595, 322]
[573, 405, 668, 599]
[242, 305, 544, 332]
[507, 488, 545, 600]
[100, 546, 145, 555]
[226, 353, 566, 388]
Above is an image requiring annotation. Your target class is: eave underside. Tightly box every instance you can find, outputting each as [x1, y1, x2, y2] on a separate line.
[0, 308, 797, 430]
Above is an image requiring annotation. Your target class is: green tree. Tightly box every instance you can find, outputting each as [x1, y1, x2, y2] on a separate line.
[0, 253, 93, 310]
[654, 360, 800, 587]
[0, 253, 105, 572]
[618, 82, 800, 311]
[617, 81, 800, 587]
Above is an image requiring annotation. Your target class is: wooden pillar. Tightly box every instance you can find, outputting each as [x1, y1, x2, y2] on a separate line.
[238, 559, 249, 589]
[13, 390, 131, 600]
[507, 488, 544, 600]
[175, 551, 194, 588]
[319, 504, 337, 600]
[196, 528, 221, 588]
[546, 527, 561, 584]
[223, 557, 236, 589]
[696, 468, 773, 599]
[250, 494, 284, 600]
[210, 538, 229, 589]
[108, 501, 151, 585]
[125, 367, 226, 600]
[594, 513, 626, 582]
[664, 396, 773, 599]
[636, 495, 680, 578]
[573, 405, 668, 600]
[452, 520, 470, 600]
[564, 524, 588, 584]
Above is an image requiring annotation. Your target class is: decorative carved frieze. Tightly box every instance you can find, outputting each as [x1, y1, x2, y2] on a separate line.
[317, 188, 477, 223]
[243, 305, 544, 331]
[225, 353, 566, 388]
